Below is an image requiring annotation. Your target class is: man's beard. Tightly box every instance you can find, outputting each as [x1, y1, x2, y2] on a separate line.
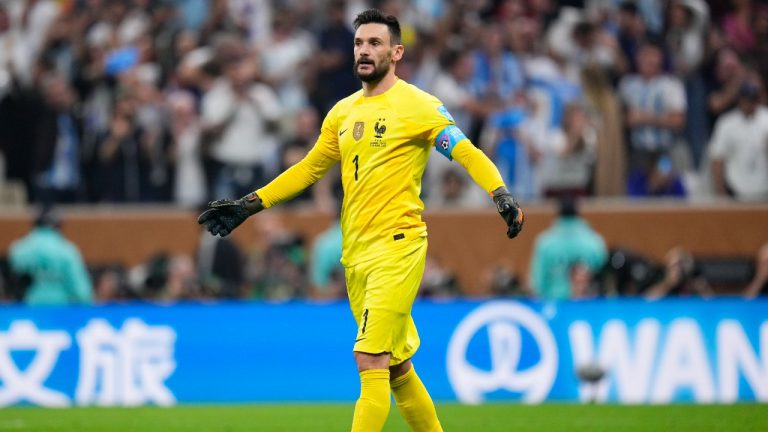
[353, 55, 390, 83]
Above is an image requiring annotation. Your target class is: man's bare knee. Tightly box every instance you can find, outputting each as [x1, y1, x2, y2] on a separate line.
[354, 351, 390, 372]
[389, 359, 412, 380]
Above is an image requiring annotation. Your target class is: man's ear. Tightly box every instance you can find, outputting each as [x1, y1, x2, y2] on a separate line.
[392, 44, 404, 63]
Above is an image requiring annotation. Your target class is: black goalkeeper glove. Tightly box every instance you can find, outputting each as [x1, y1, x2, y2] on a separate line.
[197, 192, 264, 237]
[492, 187, 524, 239]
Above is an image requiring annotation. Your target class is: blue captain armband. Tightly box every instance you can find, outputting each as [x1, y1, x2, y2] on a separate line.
[433, 125, 467, 160]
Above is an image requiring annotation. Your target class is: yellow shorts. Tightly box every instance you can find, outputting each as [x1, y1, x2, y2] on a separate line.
[345, 237, 427, 366]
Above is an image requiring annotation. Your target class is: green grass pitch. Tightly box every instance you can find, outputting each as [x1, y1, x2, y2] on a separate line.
[1, 403, 765, 431]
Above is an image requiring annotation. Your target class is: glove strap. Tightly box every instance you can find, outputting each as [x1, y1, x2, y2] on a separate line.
[242, 192, 264, 215]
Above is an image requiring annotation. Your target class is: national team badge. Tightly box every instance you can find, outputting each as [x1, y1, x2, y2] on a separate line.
[353, 122, 365, 141]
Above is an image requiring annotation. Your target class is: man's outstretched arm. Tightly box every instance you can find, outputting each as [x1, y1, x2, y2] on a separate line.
[450, 140, 524, 238]
[198, 146, 338, 237]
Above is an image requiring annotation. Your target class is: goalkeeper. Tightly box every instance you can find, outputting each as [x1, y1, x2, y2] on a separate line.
[198, 8, 524, 432]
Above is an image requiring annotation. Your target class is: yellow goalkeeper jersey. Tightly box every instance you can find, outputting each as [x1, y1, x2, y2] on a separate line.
[330, 79, 457, 265]
[257, 78, 504, 267]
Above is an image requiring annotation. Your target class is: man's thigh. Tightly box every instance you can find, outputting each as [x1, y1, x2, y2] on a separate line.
[346, 239, 427, 365]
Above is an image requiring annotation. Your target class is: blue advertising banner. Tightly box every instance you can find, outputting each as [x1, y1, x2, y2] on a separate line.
[0, 299, 766, 407]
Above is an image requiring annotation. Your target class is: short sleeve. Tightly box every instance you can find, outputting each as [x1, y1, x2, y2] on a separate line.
[664, 78, 687, 111]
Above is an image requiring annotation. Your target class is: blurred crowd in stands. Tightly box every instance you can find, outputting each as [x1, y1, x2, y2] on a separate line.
[0, 0, 767, 208]
[0, 0, 767, 304]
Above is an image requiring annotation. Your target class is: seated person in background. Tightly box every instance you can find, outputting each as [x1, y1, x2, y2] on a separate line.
[569, 262, 599, 299]
[8, 208, 93, 305]
[529, 197, 608, 300]
[627, 151, 686, 197]
[481, 259, 529, 298]
[744, 243, 768, 298]
[645, 247, 713, 299]
[419, 254, 461, 299]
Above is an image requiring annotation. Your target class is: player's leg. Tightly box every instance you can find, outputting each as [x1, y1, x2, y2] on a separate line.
[351, 351, 391, 432]
[347, 238, 432, 431]
[387, 240, 442, 431]
[347, 264, 392, 432]
[390, 355, 443, 431]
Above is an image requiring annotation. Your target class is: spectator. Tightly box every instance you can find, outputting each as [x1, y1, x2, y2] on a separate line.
[665, 0, 709, 82]
[431, 49, 495, 134]
[162, 254, 203, 300]
[645, 246, 712, 299]
[744, 243, 768, 298]
[228, 0, 274, 49]
[470, 22, 525, 109]
[310, 1, 359, 117]
[279, 107, 320, 207]
[31, 73, 83, 204]
[131, 77, 175, 202]
[563, 19, 624, 81]
[419, 254, 461, 299]
[98, 93, 164, 202]
[168, 90, 206, 208]
[665, 0, 710, 168]
[706, 47, 758, 123]
[3, 0, 59, 87]
[246, 213, 308, 300]
[569, 261, 599, 299]
[484, 262, 528, 297]
[626, 151, 686, 197]
[8, 208, 93, 305]
[529, 197, 608, 300]
[92, 264, 131, 303]
[619, 40, 687, 171]
[721, 0, 759, 53]
[201, 36, 282, 199]
[754, 7, 768, 91]
[259, 8, 315, 116]
[709, 81, 768, 201]
[616, 0, 655, 74]
[196, 225, 245, 299]
[480, 107, 535, 200]
[538, 103, 597, 198]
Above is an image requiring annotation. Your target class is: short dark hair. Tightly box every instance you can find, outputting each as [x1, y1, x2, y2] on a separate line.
[353, 9, 401, 45]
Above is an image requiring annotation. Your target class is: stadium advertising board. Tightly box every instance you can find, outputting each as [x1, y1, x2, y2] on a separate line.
[0, 299, 765, 406]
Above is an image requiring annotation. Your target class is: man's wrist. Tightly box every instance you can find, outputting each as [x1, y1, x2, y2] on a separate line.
[492, 186, 510, 198]
[241, 192, 264, 215]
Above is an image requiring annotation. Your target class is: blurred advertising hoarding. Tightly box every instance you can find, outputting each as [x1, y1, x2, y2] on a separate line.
[0, 299, 765, 406]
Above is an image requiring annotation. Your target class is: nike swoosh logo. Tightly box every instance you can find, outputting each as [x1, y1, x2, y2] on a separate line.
[339, 128, 348, 136]
[355, 337, 366, 343]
